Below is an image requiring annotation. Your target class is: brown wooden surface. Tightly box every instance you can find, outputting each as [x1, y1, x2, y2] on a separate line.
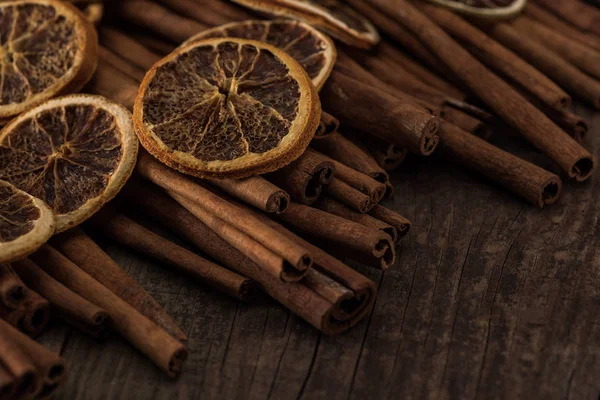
[38, 104, 600, 399]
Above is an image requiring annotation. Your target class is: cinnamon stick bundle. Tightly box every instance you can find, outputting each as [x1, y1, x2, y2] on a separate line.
[124, 183, 375, 335]
[368, 0, 594, 181]
[88, 208, 256, 300]
[207, 176, 289, 214]
[0, 289, 51, 337]
[98, 45, 145, 82]
[486, 22, 600, 110]
[314, 111, 340, 139]
[111, 0, 208, 43]
[265, 150, 335, 205]
[137, 152, 313, 276]
[0, 324, 39, 399]
[438, 122, 562, 208]
[99, 26, 162, 70]
[533, 0, 600, 36]
[51, 228, 187, 342]
[276, 202, 396, 270]
[326, 178, 373, 213]
[524, 3, 600, 53]
[321, 71, 440, 156]
[311, 132, 388, 184]
[420, 5, 571, 114]
[0, 264, 26, 309]
[511, 16, 600, 81]
[13, 259, 110, 338]
[30, 245, 188, 378]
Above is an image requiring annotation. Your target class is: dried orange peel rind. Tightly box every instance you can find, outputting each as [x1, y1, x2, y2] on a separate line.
[0, 0, 98, 120]
[134, 37, 321, 179]
[181, 19, 337, 91]
[0, 180, 55, 263]
[230, 0, 379, 48]
[0, 94, 138, 232]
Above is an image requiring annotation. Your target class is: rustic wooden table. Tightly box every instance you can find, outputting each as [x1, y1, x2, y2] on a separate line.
[38, 104, 600, 399]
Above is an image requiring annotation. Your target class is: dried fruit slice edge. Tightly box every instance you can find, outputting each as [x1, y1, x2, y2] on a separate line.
[0, 94, 139, 232]
[0, 180, 55, 263]
[0, 0, 98, 119]
[181, 19, 337, 90]
[135, 37, 321, 179]
[424, 0, 526, 19]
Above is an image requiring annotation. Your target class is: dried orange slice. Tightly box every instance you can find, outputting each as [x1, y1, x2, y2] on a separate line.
[182, 19, 336, 91]
[0, 180, 54, 263]
[0, 0, 98, 120]
[424, 0, 526, 19]
[230, 0, 379, 48]
[0, 94, 138, 232]
[134, 37, 321, 179]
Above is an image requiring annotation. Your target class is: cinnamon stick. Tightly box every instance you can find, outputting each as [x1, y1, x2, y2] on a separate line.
[123, 183, 374, 335]
[265, 150, 335, 205]
[0, 264, 27, 309]
[30, 245, 188, 377]
[311, 132, 388, 184]
[443, 108, 493, 141]
[13, 259, 110, 336]
[207, 176, 290, 214]
[85, 60, 138, 109]
[128, 30, 176, 55]
[316, 197, 399, 244]
[326, 178, 373, 213]
[157, 0, 251, 27]
[111, 0, 208, 43]
[350, 134, 408, 172]
[276, 202, 396, 270]
[17, 290, 50, 337]
[99, 26, 162, 70]
[368, 0, 594, 181]
[88, 208, 256, 300]
[438, 121, 562, 207]
[368, 205, 412, 241]
[137, 152, 313, 275]
[0, 364, 17, 399]
[533, 0, 600, 36]
[309, 149, 386, 204]
[0, 323, 39, 399]
[314, 111, 340, 139]
[51, 228, 187, 342]
[322, 71, 440, 156]
[510, 16, 600, 81]
[524, 3, 600, 53]
[98, 45, 145, 82]
[486, 21, 600, 110]
[420, 5, 571, 114]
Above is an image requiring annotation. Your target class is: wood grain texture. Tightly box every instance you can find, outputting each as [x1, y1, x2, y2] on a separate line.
[38, 104, 600, 399]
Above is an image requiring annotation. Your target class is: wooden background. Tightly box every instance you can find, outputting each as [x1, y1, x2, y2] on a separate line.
[38, 104, 600, 399]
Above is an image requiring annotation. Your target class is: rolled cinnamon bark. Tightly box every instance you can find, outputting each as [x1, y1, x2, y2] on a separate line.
[51, 228, 187, 342]
[314, 112, 340, 139]
[0, 363, 17, 399]
[13, 259, 110, 335]
[207, 176, 289, 214]
[311, 132, 388, 184]
[0, 264, 27, 309]
[99, 26, 162, 70]
[443, 108, 492, 141]
[86, 60, 138, 109]
[129, 30, 176, 55]
[31, 245, 188, 377]
[123, 183, 374, 335]
[98, 45, 145, 82]
[368, 0, 594, 181]
[524, 3, 600, 52]
[533, 0, 600, 36]
[438, 122, 562, 207]
[19, 290, 50, 337]
[276, 202, 396, 270]
[265, 150, 335, 205]
[111, 0, 208, 43]
[157, 0, 251, 26]
[316, 197, 399, 244]
[420, 5, 571, 113]
[511, 16, 600, 81]
[368, 205, 412, 241]
[486, 22, 600, 110]
[89, 208, 257, 299]
[0, 322, 39, 399]
[326, 178, 373, 213]
[137, 152, 313, 275]
[309, 149, 386, 204]
[322, 71, 440, 156]
[350, 133, 408, 172]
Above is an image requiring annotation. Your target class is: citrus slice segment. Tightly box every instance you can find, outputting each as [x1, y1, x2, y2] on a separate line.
[0, 180, 54, 263]
[424, 0, 526, 19]
[182, 20, 336, 91]
[0, 94, 138, 232]
[230, 0, 379, 48]
[0, 0, 98, 120]
[134, 37, 321, 179]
